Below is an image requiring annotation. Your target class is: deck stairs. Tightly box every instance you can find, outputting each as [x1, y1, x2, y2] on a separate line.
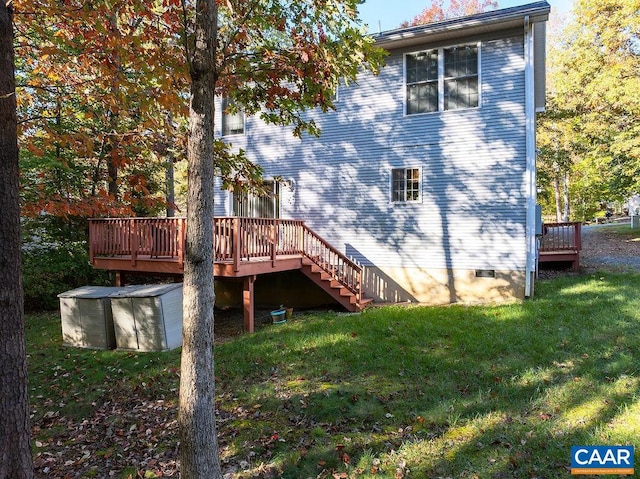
[301, 257, 372, 312]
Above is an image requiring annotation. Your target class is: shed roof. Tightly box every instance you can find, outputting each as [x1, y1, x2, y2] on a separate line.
[372, 1, 551, 50]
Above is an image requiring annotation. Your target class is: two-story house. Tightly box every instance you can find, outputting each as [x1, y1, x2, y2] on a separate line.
[213, 2, 550, 307]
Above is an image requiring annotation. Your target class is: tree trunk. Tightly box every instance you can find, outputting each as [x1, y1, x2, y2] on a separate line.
[553, 176, 562, 222]
[178, 0, 222, 477]
[166, 155, 175, 217]
[563, 170, 570, 222]
[106, 12, 122, 200]
[0, 3, 34, 478]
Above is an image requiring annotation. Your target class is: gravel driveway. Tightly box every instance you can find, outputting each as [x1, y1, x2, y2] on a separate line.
[579, 222, 640, 271]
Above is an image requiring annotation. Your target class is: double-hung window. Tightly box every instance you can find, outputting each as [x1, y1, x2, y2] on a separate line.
[391, 168, 421, 203]
[444, 45, 479, 110]
[222, 97, 244, 136]
[406, 43, 479, 114]
[406, 49, 439, 114]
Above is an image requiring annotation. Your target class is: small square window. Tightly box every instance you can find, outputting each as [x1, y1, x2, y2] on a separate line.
[392, 168, 421, 202]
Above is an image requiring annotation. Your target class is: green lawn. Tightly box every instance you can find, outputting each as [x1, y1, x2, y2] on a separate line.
[28, 272, 640, 478]
[594, 222, 640, 240]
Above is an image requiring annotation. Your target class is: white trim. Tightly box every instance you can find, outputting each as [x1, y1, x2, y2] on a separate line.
[225, 189, 234, 216]
[477, 42, 483, 107]
[524, 15, 537, 297]
[438, 47, 445, 112]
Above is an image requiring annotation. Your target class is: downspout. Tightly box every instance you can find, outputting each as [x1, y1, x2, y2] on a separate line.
[524, 15, 537, 297]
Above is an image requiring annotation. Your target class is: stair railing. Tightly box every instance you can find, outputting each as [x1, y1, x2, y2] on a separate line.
[300, 224, 362, 305]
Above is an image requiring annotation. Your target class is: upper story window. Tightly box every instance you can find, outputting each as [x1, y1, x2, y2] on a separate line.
[444, 45, 479, 110]
[391, 168, 421, 203]
[406, 43, 479, 115]
[406, 49, 439, 114]
[222, 97, 244, 136]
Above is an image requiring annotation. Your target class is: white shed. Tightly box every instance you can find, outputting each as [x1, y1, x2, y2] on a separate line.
[109, 283, 183, 352]
[58, 286, 126, 349]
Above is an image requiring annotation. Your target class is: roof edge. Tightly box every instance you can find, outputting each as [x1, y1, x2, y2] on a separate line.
[372, 1, 550, 49]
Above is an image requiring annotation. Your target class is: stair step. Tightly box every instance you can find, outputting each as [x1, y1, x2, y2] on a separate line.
[339, 288, 353, 297]
[300, 256, 368, 313]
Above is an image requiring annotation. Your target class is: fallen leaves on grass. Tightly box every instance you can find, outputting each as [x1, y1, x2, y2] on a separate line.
[33, 389, 180, 478]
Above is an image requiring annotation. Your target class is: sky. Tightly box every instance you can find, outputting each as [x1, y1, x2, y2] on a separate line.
[358, 0, 573, 33]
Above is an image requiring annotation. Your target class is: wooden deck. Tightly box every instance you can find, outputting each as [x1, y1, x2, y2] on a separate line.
[539, 222, 582, 271]
[89, 217, 368, 332]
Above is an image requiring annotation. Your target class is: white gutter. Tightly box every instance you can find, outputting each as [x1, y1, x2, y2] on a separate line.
[524, 15, 537, 297]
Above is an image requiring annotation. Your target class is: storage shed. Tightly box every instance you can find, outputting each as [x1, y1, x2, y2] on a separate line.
[109, 283, 183, 352]
[58, 286, 126, 349]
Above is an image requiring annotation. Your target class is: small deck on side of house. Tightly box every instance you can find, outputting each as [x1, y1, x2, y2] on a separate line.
[89, 217, 368, 332]
[539, 221, 582, 271]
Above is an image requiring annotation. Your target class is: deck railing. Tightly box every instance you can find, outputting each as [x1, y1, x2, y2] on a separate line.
[539, 222, 582, 252]
[89, 217, 186, 266]
[89, 216, 361, 298]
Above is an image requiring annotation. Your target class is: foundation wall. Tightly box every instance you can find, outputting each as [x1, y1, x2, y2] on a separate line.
[362, 265, 527, 305]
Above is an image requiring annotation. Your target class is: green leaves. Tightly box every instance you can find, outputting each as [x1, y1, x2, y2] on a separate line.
[538, 0, 640, 220]
[213, 140, 264, 193]
[215, 0, 385, 138]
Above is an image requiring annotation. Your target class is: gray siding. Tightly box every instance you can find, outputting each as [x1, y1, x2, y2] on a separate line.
[215, 33, 528, 272]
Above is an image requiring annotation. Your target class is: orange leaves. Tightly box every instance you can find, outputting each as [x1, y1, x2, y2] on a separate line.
[401, 0, 497, 27]
[128, 173, 150, 195]
[16, 0, 187, 218]
[21, 189, 134, 219]
[26, 143, 45, 157]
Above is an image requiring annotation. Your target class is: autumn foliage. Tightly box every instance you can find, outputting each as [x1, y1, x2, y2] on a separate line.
[14, 0, 189, 219]
[400, 0, 498, 27]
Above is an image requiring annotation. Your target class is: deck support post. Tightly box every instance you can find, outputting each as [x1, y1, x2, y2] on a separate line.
[233, 217, 240, 272]
[115, 271, 125, 286]
[243, 275, 256, 333]
[271, 220, 278, 267]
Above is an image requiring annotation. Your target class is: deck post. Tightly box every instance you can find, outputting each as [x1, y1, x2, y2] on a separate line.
[130, 218, 137, 266]
[233, 217, 240, 272]
[271, 219, 277, 267]
[88, 220, 95, 264]
[178, 218, 185, 269]
[242, 275, 256, 333]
